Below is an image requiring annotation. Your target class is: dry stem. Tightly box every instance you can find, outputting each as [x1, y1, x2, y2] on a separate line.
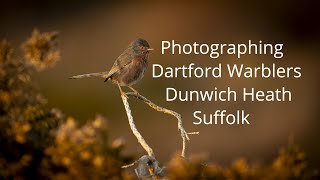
[120, 93, 155, 157]
[125, 92, 199, 157]
[120, 91, 198, 179]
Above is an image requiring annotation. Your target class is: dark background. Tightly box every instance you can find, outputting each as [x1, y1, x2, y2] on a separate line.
[1, 1, 319, 167]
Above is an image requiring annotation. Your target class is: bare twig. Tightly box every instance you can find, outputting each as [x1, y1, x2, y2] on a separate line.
[120, 93, 155, 157]
[120, 91, 198, 179]
[121, 160, 138, 168]
[126, 92, 199, 158]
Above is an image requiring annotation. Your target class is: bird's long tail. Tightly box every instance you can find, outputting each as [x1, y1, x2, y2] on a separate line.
[69, 71, 109, 79]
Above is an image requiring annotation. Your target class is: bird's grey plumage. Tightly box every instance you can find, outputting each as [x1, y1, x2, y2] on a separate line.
[70, 38, 152, 97]
[68, 53, 132, 81]
[102, 44, 135, 80]
[69, 41, 136, 80]
[69, 71, 109, 79]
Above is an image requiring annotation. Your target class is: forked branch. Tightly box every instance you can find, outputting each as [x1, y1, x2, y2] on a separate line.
[120, 91, 198, 179]
[124, 92, 199, 158]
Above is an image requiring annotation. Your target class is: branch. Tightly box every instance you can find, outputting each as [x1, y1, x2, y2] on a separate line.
[120, 93, 154, 157]
[120, 95, 164, 179]
[126, 92, 199, 158]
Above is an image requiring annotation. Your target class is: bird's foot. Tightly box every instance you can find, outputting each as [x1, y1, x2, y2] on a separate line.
[128, 86, 140, 97]
[132, 90, 140, 97]
[120, 91, 129, 99]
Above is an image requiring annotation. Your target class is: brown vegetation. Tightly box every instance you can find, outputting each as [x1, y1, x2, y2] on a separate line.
[0, 30, 318, 179]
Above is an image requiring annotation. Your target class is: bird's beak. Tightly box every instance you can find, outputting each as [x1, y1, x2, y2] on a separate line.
[147, 48, 154, 51]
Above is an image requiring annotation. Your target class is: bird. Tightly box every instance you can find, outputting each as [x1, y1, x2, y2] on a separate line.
[69, 38, 153, 97]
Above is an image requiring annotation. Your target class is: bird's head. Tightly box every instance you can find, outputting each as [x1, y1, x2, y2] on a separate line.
[132, 38, 153, 56]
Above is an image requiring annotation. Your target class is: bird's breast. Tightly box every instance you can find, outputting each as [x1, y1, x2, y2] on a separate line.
[118, 56, 148, 86]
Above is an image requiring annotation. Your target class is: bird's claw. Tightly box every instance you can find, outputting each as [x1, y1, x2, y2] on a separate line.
[121, 91, 129, 99]
[133, 90, 140, 97]
[128, 86, 140, 98]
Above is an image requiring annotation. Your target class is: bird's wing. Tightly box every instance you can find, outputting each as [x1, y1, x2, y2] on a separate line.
[102, 48, 133, 78]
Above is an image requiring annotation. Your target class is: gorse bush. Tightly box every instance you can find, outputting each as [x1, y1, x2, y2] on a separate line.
[0, 30, 318, 179]
[0, 30, 133, 179]
[167, 143, 315, 180]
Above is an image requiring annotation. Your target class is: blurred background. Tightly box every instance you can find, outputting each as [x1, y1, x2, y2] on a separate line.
[1, 0, 319, 167]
